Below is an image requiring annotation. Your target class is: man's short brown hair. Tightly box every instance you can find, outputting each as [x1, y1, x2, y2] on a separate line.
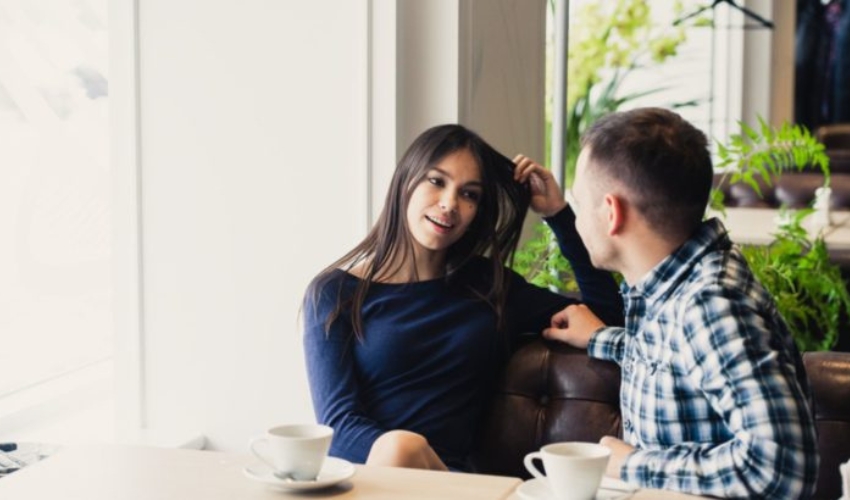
[581, 107, 713, 240]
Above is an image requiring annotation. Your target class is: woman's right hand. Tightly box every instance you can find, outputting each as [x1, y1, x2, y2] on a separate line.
[513, 154, 567, 217]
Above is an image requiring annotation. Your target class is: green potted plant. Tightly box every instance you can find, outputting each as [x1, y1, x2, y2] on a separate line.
[740, 211, 849, 351]
[711, 120, 850, 351]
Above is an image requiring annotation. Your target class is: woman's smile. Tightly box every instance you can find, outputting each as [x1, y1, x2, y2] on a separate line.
[425, 214, 455, 233]
[406, 149, 482, 256]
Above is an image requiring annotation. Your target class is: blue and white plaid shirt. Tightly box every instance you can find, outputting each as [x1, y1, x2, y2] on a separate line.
[588, 218, 818, 499]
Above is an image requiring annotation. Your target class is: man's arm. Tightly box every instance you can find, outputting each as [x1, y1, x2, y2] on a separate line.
[544, 304, 626, 364]
[618, 289, 819, 499]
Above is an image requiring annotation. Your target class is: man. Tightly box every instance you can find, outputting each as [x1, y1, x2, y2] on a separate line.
[546, 108, 819, 499]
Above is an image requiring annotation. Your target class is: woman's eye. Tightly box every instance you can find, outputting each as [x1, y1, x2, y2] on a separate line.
[428, 177, 444, 187]
[462, 190, 481, 202]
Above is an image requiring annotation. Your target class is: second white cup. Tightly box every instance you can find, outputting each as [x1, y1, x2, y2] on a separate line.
[249, 423, 333, 481]
[523, 442, 611, 500]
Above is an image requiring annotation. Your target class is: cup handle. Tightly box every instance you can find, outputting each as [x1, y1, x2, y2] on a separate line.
[523, 451, 546, 481]
[249, 437, 276, 470]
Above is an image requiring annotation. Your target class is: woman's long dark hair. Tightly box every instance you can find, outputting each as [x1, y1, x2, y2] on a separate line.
[307, 124, 530, 341]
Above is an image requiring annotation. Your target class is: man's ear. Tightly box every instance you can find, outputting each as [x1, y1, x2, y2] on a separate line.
[603, 193, 626, 236]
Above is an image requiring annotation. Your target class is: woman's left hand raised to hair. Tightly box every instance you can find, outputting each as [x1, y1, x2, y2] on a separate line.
[513, 155, 567, 217]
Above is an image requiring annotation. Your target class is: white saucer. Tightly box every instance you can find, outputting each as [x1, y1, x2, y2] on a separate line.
[243, 457, 355, 491]
[515, 477, 638, 500]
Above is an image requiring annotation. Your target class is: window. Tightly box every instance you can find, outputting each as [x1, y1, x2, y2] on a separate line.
[0, 0, 110, 408]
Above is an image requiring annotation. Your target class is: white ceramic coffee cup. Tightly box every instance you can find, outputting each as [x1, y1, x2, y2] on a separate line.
[523, 442, 611, 500]
[249, 424, 333, 481]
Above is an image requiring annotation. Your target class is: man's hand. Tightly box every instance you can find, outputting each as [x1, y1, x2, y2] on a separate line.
[599, 436, 635, 479]
[543, 304, 605, 349]
[513, 154, 567, 217]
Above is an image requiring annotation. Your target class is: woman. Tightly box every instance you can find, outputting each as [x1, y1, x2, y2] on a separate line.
[303, 124, 622, 472]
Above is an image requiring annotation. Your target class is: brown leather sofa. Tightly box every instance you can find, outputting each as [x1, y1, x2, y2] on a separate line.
[472, 339, 850, 500]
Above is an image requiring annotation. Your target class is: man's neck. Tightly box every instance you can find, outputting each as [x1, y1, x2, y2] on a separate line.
[620, 230, 689, 286]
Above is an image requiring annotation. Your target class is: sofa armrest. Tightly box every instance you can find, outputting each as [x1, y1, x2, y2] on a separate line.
[803, 351, 850, 500]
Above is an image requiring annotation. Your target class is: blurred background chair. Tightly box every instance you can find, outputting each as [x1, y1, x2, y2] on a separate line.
[817, 123, 850, 175]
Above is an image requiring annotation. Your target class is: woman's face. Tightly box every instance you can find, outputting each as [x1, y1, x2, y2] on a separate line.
[405, 149, 483, 258]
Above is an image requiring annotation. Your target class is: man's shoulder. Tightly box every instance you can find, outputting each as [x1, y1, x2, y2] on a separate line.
[690, 243, 754, 284]
[675, 245, 766, 308]
[667, 244, 788, 347]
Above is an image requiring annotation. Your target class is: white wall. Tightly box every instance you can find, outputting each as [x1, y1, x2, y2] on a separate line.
[126, 0, 369, 451]
[114, 0, 545, 452]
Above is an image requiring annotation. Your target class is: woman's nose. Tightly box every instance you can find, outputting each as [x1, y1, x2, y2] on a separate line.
[439, 192, 458, 212]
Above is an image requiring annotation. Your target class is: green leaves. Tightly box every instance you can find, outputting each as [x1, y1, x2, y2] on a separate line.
[710, 119, 831, 212]
[512, 224, 579, 293]
[714, 121, 849, 351]
[741, 210, 850, 352]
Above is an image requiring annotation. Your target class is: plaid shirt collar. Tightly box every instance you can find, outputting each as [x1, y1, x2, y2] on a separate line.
[621, 218, 731, 315]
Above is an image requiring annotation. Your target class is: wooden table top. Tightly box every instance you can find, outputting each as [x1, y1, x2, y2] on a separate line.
[0, 444, 520, 499]
[0, 444, 718, 500]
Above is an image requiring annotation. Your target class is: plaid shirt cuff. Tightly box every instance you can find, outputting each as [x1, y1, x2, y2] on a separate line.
[587, 326, 625, 364]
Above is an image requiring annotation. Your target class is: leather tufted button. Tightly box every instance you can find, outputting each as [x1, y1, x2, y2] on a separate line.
[538, 394, 550, 406]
